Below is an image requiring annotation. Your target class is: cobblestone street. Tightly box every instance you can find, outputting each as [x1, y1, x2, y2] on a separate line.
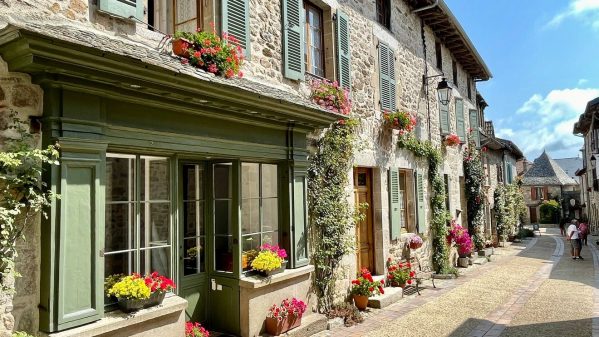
[314, 229, 597, 337]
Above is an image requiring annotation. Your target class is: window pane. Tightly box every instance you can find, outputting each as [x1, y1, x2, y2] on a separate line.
[106, 154, 135, 202]
[242, 163, 259, 199]
[261, 231, 278, 246]
[105, 252, 134, 279]
[214, 164, 232, 199]
[262, 164, 278, 198]
[214, 200, 231, 235]
[214, 236, 233, 272]
[105, 203, 135, 252]
[183, 164, 203, 201]
[141, 156, 170, 201]
[242, 234, 260, 272]
[184, 201, 204, 237]
[140, 247, 171, 278]
[140, 202, 170, 247]
[184, 237, 205, 275]
[241, 198, 260, 235]
[263, 198, 279, 232]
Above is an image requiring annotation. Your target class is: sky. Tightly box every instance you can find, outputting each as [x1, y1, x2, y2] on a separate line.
[445, 0, 599, 161]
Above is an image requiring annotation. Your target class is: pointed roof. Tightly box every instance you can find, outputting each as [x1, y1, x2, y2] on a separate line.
[554, 157, 583, 183]
[522, 151, 578, 186]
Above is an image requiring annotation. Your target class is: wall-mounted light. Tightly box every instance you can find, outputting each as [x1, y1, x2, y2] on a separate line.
[591, 154, 597, 167]
[436, 78, 452, 106]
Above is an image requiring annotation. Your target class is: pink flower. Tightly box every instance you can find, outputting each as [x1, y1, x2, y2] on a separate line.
[207, 63, 218, 74]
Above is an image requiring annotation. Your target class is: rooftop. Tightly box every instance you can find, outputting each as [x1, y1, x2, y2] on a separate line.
[522, 151, 578, 186]
[573, 96, 599, 134]
[554, 157, 583, 183]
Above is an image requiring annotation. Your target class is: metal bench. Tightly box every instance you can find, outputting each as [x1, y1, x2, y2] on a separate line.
[401, 256, 436, 297]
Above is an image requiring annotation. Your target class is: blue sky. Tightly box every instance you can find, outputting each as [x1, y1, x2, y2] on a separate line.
[445, 0, 599, 161]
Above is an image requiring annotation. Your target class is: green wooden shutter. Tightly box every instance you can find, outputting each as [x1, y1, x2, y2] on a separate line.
[455, 98, 465, 141]
[469, 109, 480, 147]
[439, 99, 450, 134]
[292, 175, 309, 267]
[379, 43, 396, 111]
[416, 171, 427, 234]
[336, 10, 351, 90]
[389, 168, 401, 240]
[223, 0, 250, 56]
[98, 0, 144, 19]
[282, 0, 304, 80]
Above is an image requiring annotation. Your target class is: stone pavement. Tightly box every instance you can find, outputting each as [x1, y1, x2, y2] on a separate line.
[312, 229, 598, 337]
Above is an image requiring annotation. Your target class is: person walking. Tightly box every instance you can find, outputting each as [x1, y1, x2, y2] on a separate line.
[579, 222, 589, 246]
[559, 220, 566, 236]
[567, 219, 583, 260]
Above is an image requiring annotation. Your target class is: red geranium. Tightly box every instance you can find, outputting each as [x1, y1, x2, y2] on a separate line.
[186, 322, 209, 337]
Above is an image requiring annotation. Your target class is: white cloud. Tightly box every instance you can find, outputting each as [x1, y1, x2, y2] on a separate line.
[497, 88, 599, 160]
[547, 0, 599, 29]
[578, 78, 589, 86]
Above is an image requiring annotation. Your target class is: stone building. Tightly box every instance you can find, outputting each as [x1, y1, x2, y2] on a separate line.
[521, 151, 578, 224]
[0, 0, 492, 336]
[573, 96, 599, 233]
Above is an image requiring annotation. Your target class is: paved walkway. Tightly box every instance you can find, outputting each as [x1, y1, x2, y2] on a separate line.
[315, 229, 598, 337]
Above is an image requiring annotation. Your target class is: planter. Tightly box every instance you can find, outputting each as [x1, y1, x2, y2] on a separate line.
[478, 248, 493, 257]
[117, 292, 165, 313]
[257, 263, 286, 277]
[265, 314, 302, 336]
[172, 38, 192, 58]
[457, 257, 469, 268]
[353, 294, 369, 310]
[409, 241, 423, 249]
[389, 281, 406, 288]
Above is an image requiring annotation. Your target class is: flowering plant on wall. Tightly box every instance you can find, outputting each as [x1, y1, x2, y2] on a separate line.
[408, 234, 423, 249]
[447, 220, 473, 257]
[251, 244, 287, 272]
[267, 298, 307, 321]
[386, 258, 415, 287]
[172, 23, 244, 78]
[350, 268, 384, 296]
[444, 133, 461, 147]
[310, 79, 351, 115]
[185, 322, 210, 337]
[383, 110, 417, 135]
[105, 272, 175, 299]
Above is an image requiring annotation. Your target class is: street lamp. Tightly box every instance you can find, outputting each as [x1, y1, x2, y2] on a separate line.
[436, 78, 452, 106]
[591, 154, 596, 168]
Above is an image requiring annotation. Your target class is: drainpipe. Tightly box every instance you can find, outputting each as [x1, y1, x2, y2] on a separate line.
[412, 0, 441, 13]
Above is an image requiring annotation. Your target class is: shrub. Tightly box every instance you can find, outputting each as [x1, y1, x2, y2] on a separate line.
[517, 228, 534, 239]
[386, 258, 415, 287]
[326, 303, 364, 327]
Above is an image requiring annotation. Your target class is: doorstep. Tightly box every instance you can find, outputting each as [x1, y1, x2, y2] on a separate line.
[41, 296, 187, 337]
[368, 287, 403, 309]
[260, 313, 327, 337]
[473, 257, 488, 265]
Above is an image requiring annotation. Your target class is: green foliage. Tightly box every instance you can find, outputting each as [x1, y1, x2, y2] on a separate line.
[517, 228, 535, 239]
[326, 302, 364, 327]
[12, 332, 35, 337]
[494, 183, 527, 241]
[539, 199, 560, 224]
[1, 110, 60, 285]
[308, 119, 359, 312]
[463, 136, 485, 250]
[397, 135, 452, 274]
[493, 185, 509, 242]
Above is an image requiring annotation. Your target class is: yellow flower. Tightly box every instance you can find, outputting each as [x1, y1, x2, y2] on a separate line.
[251, 250, 283, 271]
[108, 276, 151, 300]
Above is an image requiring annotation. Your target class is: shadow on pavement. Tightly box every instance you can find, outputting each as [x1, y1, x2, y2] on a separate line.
[445, 317, 592, 337]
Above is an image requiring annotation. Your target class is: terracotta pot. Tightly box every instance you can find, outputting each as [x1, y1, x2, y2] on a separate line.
[409, 241, 423, 249]
[172, 38, 191, 58]
[265, 314, 302, 336]
[242, 254, 248, 269]
[389, 281, 406, 288]
[353, 294, 369, 310]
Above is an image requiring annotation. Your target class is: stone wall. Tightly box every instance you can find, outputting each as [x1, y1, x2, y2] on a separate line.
[0, 56, 44, 336]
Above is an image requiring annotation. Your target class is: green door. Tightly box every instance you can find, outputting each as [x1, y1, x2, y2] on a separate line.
[179, 162, 240, 335]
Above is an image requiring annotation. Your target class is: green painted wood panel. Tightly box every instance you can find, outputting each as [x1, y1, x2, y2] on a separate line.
[292, 175, 308, 267]
[416, 171, 427, 234]
[209, 277, 240, 335]
[336, 10, 351, 90]
[56, 156, 104, 329]
[455, 98, 465, 141]
[98, 0, 143, 20]
[388, 168, 400, 240]
[222, 0, 250, 57]
[379, 43, 396, 111]
[469, 109, 480, 147]
[283, 0, 305, 80]
[439, 100, 450, 134]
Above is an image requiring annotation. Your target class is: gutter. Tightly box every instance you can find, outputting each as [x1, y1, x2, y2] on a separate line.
[412, 0, 440, 13]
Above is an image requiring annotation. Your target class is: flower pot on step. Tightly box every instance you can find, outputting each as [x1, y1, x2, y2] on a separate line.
[353, 294, 369, 310]
[457, 257, 469, 268]
[265, 314, 302, 336]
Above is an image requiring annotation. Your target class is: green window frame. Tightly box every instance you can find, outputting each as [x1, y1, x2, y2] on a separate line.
[98, 0, 144, 20]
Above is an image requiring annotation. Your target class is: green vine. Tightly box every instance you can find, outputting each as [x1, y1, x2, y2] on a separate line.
[494, 183, 527, 241]
[308, 119, 359, 312]
[1, 110, 59, 286]
[397, 135, 452, 274]
[463, 136, 485, 250]
[493, 185, 508, 242]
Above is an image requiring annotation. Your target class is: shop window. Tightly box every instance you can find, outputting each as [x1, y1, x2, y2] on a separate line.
[241, 163, 279, 272]
[376, 0, 391, 30]
[105, 154, 172, 305]
[304, 2, 325, 77]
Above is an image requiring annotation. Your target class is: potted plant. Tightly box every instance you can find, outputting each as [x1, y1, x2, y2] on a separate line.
[185, 322, 209, 337]
[265, 298, 307, 336]
[385, 258, 415, 288]
[310, 79, 351, 115]
[106, 272, 175, 312]
[350, 268, 384, 310]
[408, 234, 423, 249]
[251, 244, 287, 276]
[444, 133, 461, 147]
[447, 221, 473, 268]
[382, 110, 417, 135]
[172, 31, 194, 58]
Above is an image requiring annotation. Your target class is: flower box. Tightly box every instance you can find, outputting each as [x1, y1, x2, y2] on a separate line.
[265, 313, 302, 336]
[383, 110, 417, 134]
[257, 264, 286, 277]
[117, 291, 165, 313]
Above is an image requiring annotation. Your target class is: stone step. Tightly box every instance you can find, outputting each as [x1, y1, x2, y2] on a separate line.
[473, 257, 488, 265]
[368, 286, 405, 309]
[261, 313, 327, 337]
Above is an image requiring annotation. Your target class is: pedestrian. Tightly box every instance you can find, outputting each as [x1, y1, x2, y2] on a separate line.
[579, 222, 589, 246]
[567, 219, 583, 260]
[559, 220, 566, 236]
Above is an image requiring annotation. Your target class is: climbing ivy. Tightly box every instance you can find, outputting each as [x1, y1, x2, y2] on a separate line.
[397, 135, 452, 274]
[505, 183, 527, 229]
[493, 184, 508, 242]
[308, 119, 359, 312]
[463, 136, 485, 250]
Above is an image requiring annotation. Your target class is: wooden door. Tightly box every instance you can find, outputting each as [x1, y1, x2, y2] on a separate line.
[354, 168, 374, 273]
[529, 207, 538, 223]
